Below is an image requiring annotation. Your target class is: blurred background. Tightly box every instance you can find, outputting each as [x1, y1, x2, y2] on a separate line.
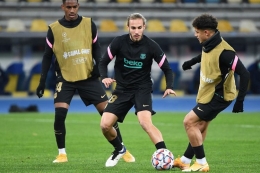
[0, 0, 260, 113]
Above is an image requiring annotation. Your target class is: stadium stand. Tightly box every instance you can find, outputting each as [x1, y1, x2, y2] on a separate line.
[187, 65, 200, 94]
[139, 0, 154, 2]
[226, 0, 242, 3]
[146, 19, 166, 32]
[160, 0, 176, 3]
[0, 2, 259, 94]
[248, 0, 260, 3]
[27, 0, 42, 2]
[99, 19, 119, 32]
[154, 62, 181, 94]
[205, 0, 219, 2]
[22, 62, 53, 96]
[50, 0, 60, 2]
[30, 19, 49, 32]
[6, 19, 26, 32]
[0, 65, 9, 95]
[247, 59, 260, 94]
[94, 0, 110, 2]
[0, 2, 259, 33]
[169, 19, 189, 32]
[217, 19, 234, 32]
[239, 19, 259, 32]
[123, 22, 128, 32]
[181, 0, 199, 3]
[24, 62, 42, 95]
[116, 0, 133, 2]
[4, 62, 26, 94]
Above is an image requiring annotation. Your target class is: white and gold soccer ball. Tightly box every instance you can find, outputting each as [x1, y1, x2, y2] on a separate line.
[151, 148, 174, 170]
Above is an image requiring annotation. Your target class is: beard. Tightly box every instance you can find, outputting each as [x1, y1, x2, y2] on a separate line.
[129, 33, 142, 42]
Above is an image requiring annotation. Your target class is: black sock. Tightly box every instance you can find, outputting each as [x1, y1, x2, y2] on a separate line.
[99, 110, 124, 147]
[184, 143, 195, 159]
[113, 122, 123, 143]
[109, 136, 123, 151]
[155, 141, 167, 149]
[54, 107, 68, 149]
[193, 145, 205, 159]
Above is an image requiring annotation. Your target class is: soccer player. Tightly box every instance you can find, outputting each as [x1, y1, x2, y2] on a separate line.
[173, 14, 250, 172]
[98, 13, 176, 167]
[36, 0, 134, 163]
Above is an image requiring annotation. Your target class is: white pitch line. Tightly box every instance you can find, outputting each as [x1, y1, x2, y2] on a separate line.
[4, 118, 259, 128]
[238, 124, 260, 128]
[3, 118, 178, 126]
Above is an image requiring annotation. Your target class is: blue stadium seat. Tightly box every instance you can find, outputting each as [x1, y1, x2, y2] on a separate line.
[205, 0, 219, 3]
[4, 62, 26, 93]
[247, 60, 260, 94]
[153, 62, 180, 94]
[25, 62, 55, 96]
[24, 62, 42, 95]
[187, 65, 200, 94]
[182, 0, 199, 2]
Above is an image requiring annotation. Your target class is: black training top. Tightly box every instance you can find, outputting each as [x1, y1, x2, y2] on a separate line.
[40, 15, 101, 82]
[99, 34, 173, 89]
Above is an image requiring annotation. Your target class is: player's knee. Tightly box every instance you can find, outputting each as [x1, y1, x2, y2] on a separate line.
[54, 107, 68, 127]
[183, 118, 195, 131]
[100, 122, 113, 133]
[139, 120, 151, 132]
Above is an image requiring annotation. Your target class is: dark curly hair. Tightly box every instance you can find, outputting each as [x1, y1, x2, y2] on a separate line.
[192, 14, 218, 31]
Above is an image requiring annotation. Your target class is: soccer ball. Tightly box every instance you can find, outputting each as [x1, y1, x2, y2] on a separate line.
[151, 148, 174, 170]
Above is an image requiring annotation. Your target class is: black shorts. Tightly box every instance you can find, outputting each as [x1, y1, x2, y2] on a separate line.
[193, 95, 232, 121]
[54, 78, 108, 106]
[104, 87, 153, 123]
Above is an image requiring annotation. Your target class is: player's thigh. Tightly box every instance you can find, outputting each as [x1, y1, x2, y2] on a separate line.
[77, 79, 108, 106]
[134, 87, 153, 113]
[105, 90, 133, 123]
[54, 81, 75, 105]
[193, 95, 232, 121]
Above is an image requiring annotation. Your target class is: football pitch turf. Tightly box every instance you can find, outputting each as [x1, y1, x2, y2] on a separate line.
[0, 112, 259, 173]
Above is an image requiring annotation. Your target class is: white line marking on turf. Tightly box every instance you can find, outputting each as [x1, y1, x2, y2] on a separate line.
[5, 118, 259, 128]
[4, 118, 177, 126]
[239, 125, 260, 128]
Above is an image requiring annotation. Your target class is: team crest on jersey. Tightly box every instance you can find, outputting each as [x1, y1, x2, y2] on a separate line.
[62, 32, 70, 43]
[140, 54, 146, 59]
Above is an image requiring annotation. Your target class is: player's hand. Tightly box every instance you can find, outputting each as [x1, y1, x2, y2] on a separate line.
[182, 60, 193, 71]
[102, 78, 116, 88]
[232, 100, 244, 113]
[36, 82, 45, 98]
[162, 89, 176, 98]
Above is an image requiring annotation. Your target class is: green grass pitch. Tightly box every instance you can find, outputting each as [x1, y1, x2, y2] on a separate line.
[0, 112, 259, 173]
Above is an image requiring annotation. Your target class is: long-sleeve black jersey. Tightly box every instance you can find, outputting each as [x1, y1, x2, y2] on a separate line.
[99, 34, 174, 89]
[189, 31, 249, 102]
[39, 15, 101, 83]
